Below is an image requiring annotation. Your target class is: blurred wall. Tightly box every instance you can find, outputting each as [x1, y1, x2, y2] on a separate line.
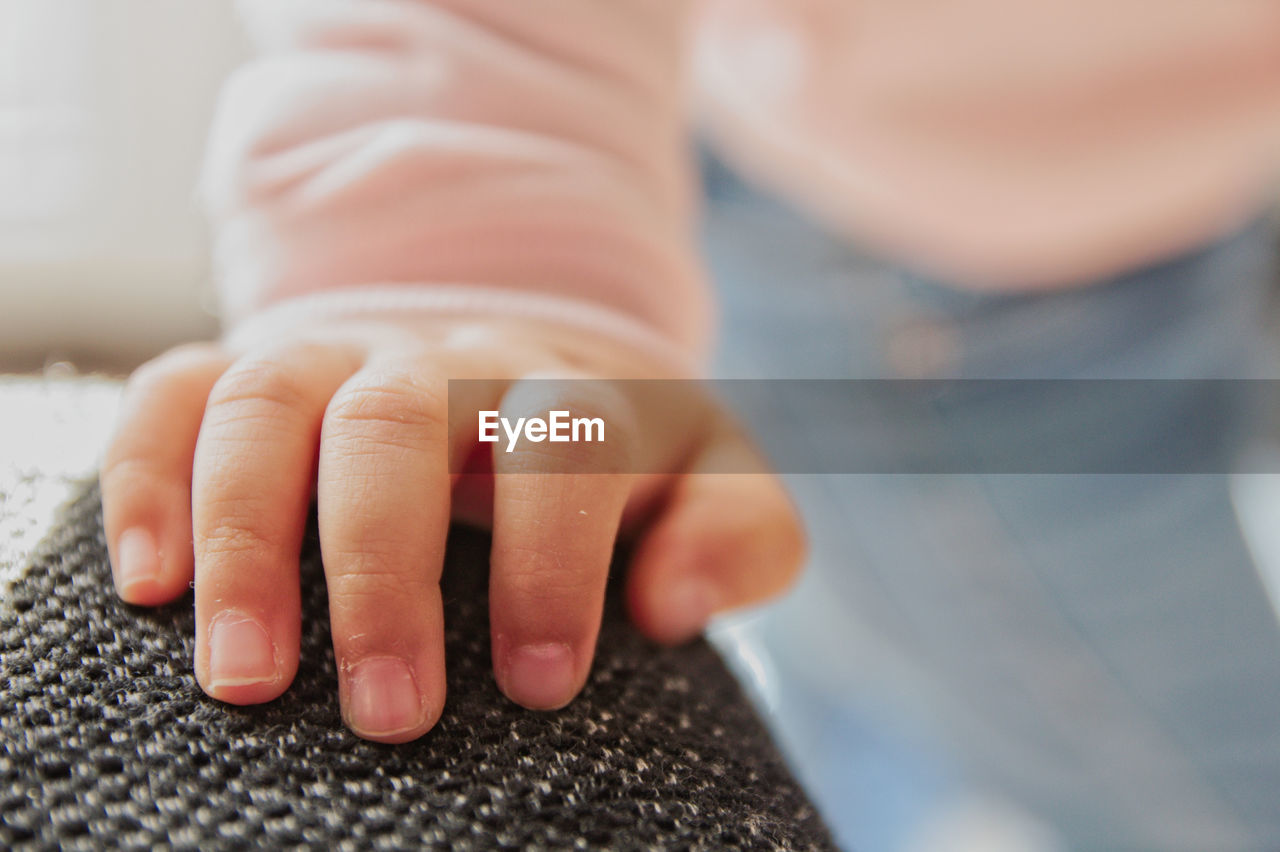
[0, 0, 247, 370]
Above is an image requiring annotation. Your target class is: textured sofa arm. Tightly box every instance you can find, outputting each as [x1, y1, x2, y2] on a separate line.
[1, 483, 833, 850]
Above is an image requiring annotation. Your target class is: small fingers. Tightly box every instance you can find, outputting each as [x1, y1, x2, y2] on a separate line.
[102, 344, 231, 605]
[489, 378, 636, 710]
[192, 342, 362, 704]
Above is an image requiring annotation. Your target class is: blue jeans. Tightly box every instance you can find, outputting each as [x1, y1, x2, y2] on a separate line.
[700, 156, 1280, 851]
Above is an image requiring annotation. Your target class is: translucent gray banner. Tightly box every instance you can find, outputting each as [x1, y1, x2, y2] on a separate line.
[448, 379, 1280, 474]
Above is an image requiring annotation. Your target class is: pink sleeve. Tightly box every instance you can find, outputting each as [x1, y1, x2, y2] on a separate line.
[202, 0, 712, 362]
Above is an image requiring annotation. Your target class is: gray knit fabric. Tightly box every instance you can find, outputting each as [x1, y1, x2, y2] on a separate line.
[0, 483, 833, 850]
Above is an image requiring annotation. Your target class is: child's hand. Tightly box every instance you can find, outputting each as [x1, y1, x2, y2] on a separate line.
[100, 316, 804, 743]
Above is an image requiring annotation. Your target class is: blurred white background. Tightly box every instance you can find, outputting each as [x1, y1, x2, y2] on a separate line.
[0, 0, 246, 369]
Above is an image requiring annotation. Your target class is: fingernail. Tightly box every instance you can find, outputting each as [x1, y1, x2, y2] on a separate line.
[502, 643, 577, 710]
[208, 612, 277, 688]
[346, 657, 424, 737]
[663, 576, 718, 642]
[115, 527, 161, 597]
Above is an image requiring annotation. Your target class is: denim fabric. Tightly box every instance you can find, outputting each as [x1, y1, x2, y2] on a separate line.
[700, 155, 1280, 851]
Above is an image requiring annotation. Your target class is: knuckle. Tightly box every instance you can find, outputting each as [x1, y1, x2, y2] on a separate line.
[328, 557, 432, 603]
[440, 322, 504, 355]
[199, 518, 285, 562]
[326, 371, 448, 439]
[207, 356, 313, 416]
